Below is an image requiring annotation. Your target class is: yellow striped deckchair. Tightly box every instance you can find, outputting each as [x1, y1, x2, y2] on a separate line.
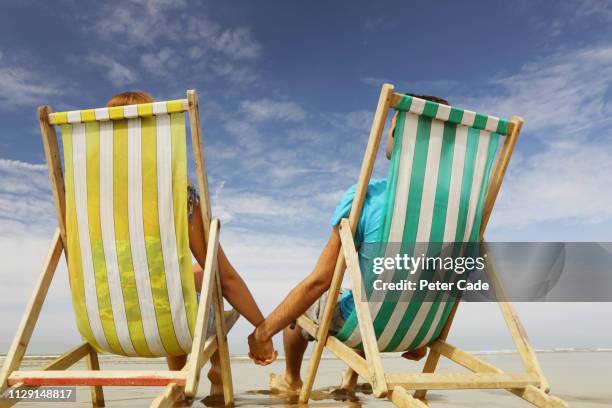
[0, 91, 238, 408]
[296, 84, 568, 408]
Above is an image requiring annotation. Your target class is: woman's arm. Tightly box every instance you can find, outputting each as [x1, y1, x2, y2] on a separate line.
[189, 195, 276, 363]
[191, 246, 266, 326]
[188, 202, 265, 325]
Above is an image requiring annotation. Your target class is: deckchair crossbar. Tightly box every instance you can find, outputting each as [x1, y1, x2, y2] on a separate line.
[386, 372, 540, 390]
[48, 99, 190, 125]
[8, 371, 186, 387]
[389, 92, 510, 135]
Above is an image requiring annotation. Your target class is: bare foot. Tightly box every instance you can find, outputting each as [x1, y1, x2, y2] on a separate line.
[269, 373, 302, 394]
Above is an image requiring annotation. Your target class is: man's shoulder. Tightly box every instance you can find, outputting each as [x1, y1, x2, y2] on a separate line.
[365, 178, 388, 205]
[367, 178, 387, 194]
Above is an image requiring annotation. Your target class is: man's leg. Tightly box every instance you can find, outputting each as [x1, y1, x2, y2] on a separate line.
[271, 324, 308, 391]
[208, 351, 223, 396]
[166, 355, 187, 370]
[270, 291, 345, 394]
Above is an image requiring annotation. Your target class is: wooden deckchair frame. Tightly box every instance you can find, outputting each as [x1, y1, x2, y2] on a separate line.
[0, 90, 237, 408]
[296, 83, 569, 407]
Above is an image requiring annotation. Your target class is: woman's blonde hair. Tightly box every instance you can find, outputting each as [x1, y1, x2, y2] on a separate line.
[108, 91, 200, 211]
[107, 91, 153, 107]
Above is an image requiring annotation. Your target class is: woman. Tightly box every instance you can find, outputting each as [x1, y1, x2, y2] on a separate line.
[107, 91, 276, 390]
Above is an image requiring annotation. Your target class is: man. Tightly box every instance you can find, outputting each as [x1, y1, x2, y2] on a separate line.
[248, 93, 450, 392]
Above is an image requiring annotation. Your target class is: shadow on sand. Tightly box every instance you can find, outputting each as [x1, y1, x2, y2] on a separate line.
[201, 383, 448, 407]
[201, 383, 373, 407]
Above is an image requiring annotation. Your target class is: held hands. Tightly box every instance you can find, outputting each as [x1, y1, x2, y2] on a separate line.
[248, 327, 277, 366]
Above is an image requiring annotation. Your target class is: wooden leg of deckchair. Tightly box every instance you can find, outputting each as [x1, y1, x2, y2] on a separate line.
[413, 301, 459, 401]
[429, 340, 569, 407]
[150, 383, 184, 408]
[498, 300, 549, 391]
[85, 348, 105, 407]
[185, 219, 220, 398]
[0, 343, 91, 408]
[483, 245, 550, 392]
[388, 386, 428, 408]
[300, 84, 393, 404]
[549, 396, 570, 407]
[211, 280, 233, 406]
[150, 363, 194, 408]
[339, 219, 387, 398]
[208, 311, 239, 399]
[299, 250, 346, 403]
[0, 230, 63, 388]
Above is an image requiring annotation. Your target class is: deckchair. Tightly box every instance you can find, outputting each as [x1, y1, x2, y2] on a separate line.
[0, 90, 239, 408]
[296, 84, 569, 407]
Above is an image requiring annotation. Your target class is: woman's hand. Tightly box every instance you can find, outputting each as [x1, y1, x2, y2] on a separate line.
[248, 328, 277, 366]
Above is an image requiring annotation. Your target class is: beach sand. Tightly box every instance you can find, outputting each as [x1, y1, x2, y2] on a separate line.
[6, 351, 611, 407]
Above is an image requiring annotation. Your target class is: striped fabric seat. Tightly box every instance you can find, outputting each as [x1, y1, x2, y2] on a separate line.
[335, 94, 507, 352]
[58, 100, 198, 357]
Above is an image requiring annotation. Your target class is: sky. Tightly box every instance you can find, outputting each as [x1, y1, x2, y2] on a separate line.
[1, 0, 612, 355]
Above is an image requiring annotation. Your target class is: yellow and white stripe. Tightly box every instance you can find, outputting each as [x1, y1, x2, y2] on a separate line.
[50, 99, 189, 125]
[71, 123, 112, 352]
[59, 107, 197, 357]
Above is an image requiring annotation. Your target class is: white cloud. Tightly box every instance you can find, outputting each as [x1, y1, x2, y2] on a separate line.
[241, 99, 306, 122]
[91, 0, 185, 46]
[212, 186, 328, 227]
[454, 45, 612, 230]
[89, 0, 262, 84]
[0, 159, 54, 229]
[0, 158, 46, 172]
[328, 109, 373, 133]
[313, 189, 346, 208]
[575, 0, 612, 22]
[364, 46, 612, 142]
[212, 27, 261, 60]
[87, 54, 136, 87]
[463, 46, 612, 139]
[140, 47, 176, 76]
[209, 60, 258, 84]
[363, 16, 385, 31]
[0, 64, 62, 108]
[492, 137, 612, 229]
[363, 16, 397, 32]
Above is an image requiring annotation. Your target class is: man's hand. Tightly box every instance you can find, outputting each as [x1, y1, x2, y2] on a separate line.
[248, 327, 277, 366]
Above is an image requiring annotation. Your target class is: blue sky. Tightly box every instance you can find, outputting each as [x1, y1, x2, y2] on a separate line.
[1, 0, 612, 354]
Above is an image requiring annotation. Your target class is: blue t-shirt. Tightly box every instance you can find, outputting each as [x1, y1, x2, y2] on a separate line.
[330, 179, 387, 319]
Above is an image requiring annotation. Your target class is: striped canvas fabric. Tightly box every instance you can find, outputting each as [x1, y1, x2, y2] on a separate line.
[58, 102, 198, 357]
[334, 95, 506, 352]
[49, 100, 189, 125]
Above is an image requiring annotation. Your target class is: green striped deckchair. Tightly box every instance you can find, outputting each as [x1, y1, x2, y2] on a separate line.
[297, 84, 568, 408]
[0, 91, 238, 408]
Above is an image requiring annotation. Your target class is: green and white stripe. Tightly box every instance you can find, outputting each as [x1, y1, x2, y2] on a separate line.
[61, 109, 197, 357]
[394, 94, 510, 135]
[335, 95, 504, 352]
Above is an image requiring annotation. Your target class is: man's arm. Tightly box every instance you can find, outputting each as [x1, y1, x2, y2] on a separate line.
[249, 227, 341, 352]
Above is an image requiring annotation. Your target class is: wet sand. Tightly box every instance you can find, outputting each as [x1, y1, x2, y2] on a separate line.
[6, 351, 612, 407]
